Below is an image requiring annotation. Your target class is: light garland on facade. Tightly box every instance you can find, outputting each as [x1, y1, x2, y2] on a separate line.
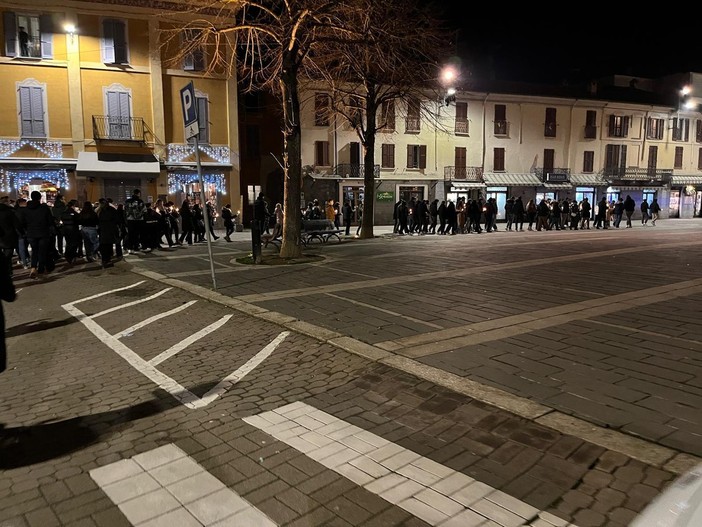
[1, 169, 69, 192]
[168, 172, 226, 195]
[167, 144, 231, 164]
[0, 139, 63, 159]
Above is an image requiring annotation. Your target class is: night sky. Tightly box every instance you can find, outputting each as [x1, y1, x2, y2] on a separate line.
[433, 9, 702, 85]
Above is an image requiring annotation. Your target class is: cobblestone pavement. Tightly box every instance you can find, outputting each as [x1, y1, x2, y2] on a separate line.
[1, 220, 700, 526]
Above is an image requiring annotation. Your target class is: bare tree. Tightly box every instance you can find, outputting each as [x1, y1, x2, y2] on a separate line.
[313, 0, 453, 238]
[162, 1, 353, 258]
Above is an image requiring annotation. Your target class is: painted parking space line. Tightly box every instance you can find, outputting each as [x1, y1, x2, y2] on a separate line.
[325, 292, 443, 330]
[114, 300, 198, 339]
[62, 283, 289, 409]
[245, 402, 579, 527]
[149, 315, 232, 366]
[89, 287, 173, 319]
[90, 444, 277, 526]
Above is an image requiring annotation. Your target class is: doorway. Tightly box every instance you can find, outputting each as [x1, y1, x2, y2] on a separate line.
[485, 187, 507, 220]
[342, 185, 364, 223]
[103, 177, 141, 204]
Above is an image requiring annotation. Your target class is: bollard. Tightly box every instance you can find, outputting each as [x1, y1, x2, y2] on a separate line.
[251, 222, 262, 264]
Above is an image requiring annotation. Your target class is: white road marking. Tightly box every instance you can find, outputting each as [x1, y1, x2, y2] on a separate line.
[63, 284, 289, 409]
[89, 288, 172, 319]
[90, 444, 277, 526]
[245, 403, 579, 527]
[149, 315, 233, 366]
[325, 292, 443, 329]
[113, 301, 198, 339]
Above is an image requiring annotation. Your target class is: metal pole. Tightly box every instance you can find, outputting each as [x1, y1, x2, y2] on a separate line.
[194, 135, 217, 290]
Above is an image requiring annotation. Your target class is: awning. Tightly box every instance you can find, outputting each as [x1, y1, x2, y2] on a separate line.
[671, 175, 702, 185]
[450, 182, 485, 189]
[76, 151, 160, 174]
[571, 173, 608, 186]
[483, 173, 541, 186]
[542, 182, 572, 189]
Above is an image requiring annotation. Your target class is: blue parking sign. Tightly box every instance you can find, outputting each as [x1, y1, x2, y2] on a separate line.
[180, 82, 199, 139]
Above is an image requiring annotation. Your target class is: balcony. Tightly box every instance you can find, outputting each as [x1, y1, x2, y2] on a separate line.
[534, 167, 571, 183]
[92, 116, 147, 144]
[444, 166, 483, 182]
[335, 163, 380, 178]
[601, 167, 673, 184]
[454, 118, 469, 135]
[494, 120, 508, 136]
[405, 117, 421, 133]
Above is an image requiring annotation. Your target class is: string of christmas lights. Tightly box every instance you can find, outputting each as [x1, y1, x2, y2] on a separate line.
[167, 144, 230, 164]
[0, 169, 69, 192]
[168, 172, 226, 195]
[0, 139, 63, 159]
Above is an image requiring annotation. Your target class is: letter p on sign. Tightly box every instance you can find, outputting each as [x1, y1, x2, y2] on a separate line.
[180, 82, 199, 140]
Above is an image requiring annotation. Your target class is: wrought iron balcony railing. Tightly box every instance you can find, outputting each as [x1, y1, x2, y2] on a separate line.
[335, 163, 380, 178]
[454, 118, 469, 134]
[444, 166, 483, 181]
[533, 167, 571, 183]
[92, 115, 147, 143]
[601, 167, 673, 182]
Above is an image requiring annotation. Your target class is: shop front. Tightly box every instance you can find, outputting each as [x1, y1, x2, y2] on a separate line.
[0, 168, 70, 203]
[483, 173, 543, 220]
[670, 176, 702, 218]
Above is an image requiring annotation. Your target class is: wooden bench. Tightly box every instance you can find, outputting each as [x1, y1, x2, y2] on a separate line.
[301, 219, 343, 246]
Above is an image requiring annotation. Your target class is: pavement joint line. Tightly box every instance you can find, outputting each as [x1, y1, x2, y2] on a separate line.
[585, 319, 702, 348]
[234, 239, 702, 303]
[128, 268, 701, 474]
[325, 292, 443, 330]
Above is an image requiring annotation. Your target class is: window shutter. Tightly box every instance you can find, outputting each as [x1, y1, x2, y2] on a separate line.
[102, 19, 115, 63]
[322, 141, 329, 166]
[40, 14, 53, 58]
[456, 102, 467, 120]
[494, 148, 505, 171]
[106, 90, 119, 118]
[197, 97, 208, 143]
[623, 116, 629, 136]
[418, 145, 427, 169]
[119, 91, 130, 119]
[544, 149, 555, 172]
[698, 148, 702, 170]
[583, 151, 594, 172]
[620, 145, 627, 169]
[386, 101, 395, 130]
[113, 20, 128, 64]
[406, 145, 414, 168]
[684, 119, 690, 141]
[494, 104, 506, 121]
[381, 144, 394, 168]
[19, 86, 33, 136]
[4, 12, 16, 57]
[30, 86, 45, 137]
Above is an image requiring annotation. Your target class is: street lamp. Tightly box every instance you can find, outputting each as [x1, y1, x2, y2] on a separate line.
[440, 65, 459, 106]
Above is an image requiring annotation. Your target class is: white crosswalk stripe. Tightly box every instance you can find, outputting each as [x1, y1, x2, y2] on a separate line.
[245, 402, 580, 527]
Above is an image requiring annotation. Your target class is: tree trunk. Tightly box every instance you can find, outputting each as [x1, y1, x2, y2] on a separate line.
[279, 51, 303, 258]
[360, 85, 377, 239]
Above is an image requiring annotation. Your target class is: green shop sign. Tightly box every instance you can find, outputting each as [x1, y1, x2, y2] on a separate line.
[376, 191, 394, 202]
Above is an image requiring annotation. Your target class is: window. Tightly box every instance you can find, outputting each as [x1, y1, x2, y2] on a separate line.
[314, 93, 330, 126]
[314, 141, 330, 166]
[544, 107, 556, 137]
[494, 104, 507, 135]
[698, 148, 702, 170]
[646, 117, 665, 140]
[454, 147, 466, 178]
[185, 94, 209, 144]
[584, 110, 597, 139]
[583, 151, 594, 172]
[247, 184, 261, 205]
[697, 120, 702, 143]
[380, 100, 395, 131]
[648, 146, 658, 173]
[405, 99, 420, 133]
[455, 102, 468, 134]
[102, 18, 129, 64]
[406, 144, 426, 169]
[543, 149, 555, 173]
[675, 146, 684, 169]
[182, 30, 205, 71]
[381, 144, 394, 168]
[493, 147, 505, 171]
[3, 13, 52, 59]
[105, 87, 131, 139]
[673, 118, 690, 142]
[608, 115, 629, 137]
[604, 144, 627, 176]
[17, 80, 47, 138]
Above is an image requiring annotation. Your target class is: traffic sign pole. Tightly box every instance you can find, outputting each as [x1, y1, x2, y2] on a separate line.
[194, 135, 217, 291]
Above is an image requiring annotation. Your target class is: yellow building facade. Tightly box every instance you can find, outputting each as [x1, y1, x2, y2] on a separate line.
[0, 0, 240, 210]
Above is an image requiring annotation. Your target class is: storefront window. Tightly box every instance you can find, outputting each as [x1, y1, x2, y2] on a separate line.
[669, 190, 680, 218]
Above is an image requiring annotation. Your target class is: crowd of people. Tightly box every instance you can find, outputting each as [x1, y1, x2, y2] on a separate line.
[0, 188, 239, 279]
[392, 194, 662, 235]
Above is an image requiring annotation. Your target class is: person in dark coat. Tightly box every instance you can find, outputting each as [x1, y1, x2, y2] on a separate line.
[437, 200, 447, 234]
[342, 200, 353, 236]
[60, 200, 81, 264]
[253, 193, 269, 235]
[0, 250, 16, 373]
[16, 191, 54, 277]
[623, 195, 636, 228]
[512, 196, 525, 231]
[429, 199, 439, 234]
[0, 196, 19, 276]
[98, 200, 120, 268]
[178, 200, 195, 245]
[51, 193, 67, 259]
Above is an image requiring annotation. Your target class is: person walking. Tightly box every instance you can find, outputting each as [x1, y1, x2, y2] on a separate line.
[513, 196, 525, 231]
[650, 198, 661, 226]
[253, 192, 269, 235]
[60, 200, 80, 264]
[0, 248, 16, 374]
[51, 193, 67, 259]
[623, 194, 636, 228]
[0, 197, 19, 276]
[124, 189, 145, 254]
[221, 204, 235, 242]
[17, 191, 54, 278]
[206, 201, 219, 240]
[525, 199, 536, 231]
[342, 200, 353, 236]
[595, 197, 608, 229]
[178, 200, 195, 245]
[429, 199, 439, 234]
[640, 198, 650, 226]
[613, 197, 624, 228]
[78, 201, 99, 261]
[579, 198, 592, 229]
[98, 198, 120, 268]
